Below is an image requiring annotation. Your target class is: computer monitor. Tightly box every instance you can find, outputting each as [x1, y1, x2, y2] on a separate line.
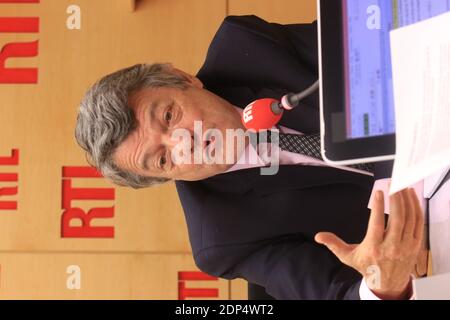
[318, 0, 450, 165]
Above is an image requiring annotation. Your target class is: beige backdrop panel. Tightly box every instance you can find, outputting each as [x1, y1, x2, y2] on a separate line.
[0, 252, 240, 299]
[228, 0, 317, 23]
[0, 0, 226, 252]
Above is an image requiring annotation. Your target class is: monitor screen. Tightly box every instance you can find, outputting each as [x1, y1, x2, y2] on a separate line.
[342, 0, 450, 139]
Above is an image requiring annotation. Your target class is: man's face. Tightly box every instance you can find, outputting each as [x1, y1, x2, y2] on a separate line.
[113, 71, 245, 181]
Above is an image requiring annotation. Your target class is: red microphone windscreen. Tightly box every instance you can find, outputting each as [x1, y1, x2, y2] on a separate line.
[241, 98, 283, 132]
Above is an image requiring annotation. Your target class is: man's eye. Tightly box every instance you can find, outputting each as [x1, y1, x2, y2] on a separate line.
[159, 155, 167, 168]
[164, 110, 173, 123]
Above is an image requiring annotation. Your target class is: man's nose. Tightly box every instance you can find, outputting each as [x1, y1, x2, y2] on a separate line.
[161, 130, 194, 150]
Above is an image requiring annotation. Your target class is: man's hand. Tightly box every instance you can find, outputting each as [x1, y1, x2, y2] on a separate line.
[315, 188, 424, 300]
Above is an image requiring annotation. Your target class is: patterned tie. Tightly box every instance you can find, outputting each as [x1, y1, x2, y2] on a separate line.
[259, 131, 374, 174]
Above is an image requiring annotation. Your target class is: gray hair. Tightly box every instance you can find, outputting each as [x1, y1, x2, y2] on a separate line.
[75, 63, 190, 189]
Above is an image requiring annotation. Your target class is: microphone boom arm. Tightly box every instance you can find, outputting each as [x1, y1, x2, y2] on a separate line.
[280, 80, 320, 111]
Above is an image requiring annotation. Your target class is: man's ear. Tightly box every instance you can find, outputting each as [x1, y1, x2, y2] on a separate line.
[171, 67, 204, 89]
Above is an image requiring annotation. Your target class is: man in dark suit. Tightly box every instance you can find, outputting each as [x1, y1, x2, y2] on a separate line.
[75, 15, 424, 300]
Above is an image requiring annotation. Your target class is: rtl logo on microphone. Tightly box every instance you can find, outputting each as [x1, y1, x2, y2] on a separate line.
[242, 102, 255, 124]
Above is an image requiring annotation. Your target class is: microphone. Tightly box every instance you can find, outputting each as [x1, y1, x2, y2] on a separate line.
[241, 80, 320, 132]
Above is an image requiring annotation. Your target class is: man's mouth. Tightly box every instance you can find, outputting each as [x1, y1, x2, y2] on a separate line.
[188, 123, 221, 160]
[203, 136, 216, 158]
[204, 137, 214, 149]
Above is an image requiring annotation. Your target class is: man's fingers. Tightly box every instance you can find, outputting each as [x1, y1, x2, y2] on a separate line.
[315, 232, 353, 264]
[410, 188, 425, 241]
[401, 188, 416, 241]
[385, 190, 406, 243]
[366, 191, 385, 243]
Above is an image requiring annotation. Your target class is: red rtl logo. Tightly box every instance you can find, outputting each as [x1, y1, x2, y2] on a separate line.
[178, 271, 219, 300]
[0, 149, 19, 211]
[0, 0, 39, 84]
[61, 166, 115, 238]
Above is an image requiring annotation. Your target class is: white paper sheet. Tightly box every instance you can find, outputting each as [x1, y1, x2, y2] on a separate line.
[414, 273, 450, 300]
[424, 166, 450, 198]
[389, 12, 450, 195]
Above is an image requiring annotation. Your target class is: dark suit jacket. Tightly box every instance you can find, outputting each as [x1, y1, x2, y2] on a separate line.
[175, 15, 376, 300]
